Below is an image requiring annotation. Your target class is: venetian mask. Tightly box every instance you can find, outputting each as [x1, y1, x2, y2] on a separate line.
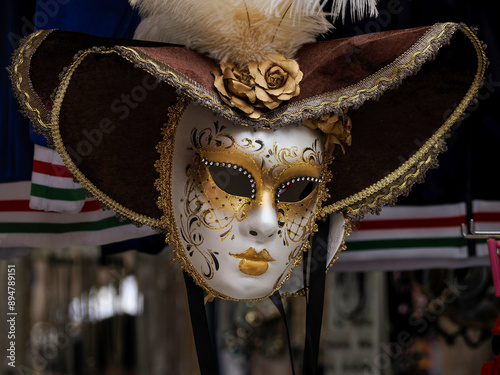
[161, 103, 330, 300]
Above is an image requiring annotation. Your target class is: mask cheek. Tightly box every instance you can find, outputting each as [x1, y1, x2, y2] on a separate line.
[276, 191, 319, 247]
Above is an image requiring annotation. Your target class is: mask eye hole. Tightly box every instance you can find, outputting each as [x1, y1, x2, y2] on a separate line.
[202, 158, 256, 199]
[276, 176, 322, 203]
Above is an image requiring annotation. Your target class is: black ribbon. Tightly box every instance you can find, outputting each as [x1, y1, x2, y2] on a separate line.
[270, 291, 296, 375]
[303, 218, 329, 375]
[183, 271, 219, 375]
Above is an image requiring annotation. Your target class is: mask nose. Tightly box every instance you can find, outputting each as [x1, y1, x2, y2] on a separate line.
[240, 192, 278, 243]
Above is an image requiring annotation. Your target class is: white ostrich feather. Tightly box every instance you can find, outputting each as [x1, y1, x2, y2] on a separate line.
[330, 0, 378, 22]
[129, 0, 377, 66]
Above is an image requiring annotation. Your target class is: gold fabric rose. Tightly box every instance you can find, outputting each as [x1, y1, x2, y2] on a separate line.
[212, 53, 303, 119]
[303, 110, 352, 154]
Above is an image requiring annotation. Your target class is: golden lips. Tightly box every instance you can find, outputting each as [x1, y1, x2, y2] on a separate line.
[229, 248, 276, 276]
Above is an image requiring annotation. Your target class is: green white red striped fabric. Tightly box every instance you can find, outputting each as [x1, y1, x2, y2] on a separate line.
[0, 146, 155, 249]
[30, 144, 87, 213]
[0, 180, 155, 248]
[336, 201, 497, 271]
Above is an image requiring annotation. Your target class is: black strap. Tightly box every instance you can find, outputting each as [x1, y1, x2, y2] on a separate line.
[303, 218, 329, 375]
[270, 291, 296, 375]
[183, 271, 219, 375]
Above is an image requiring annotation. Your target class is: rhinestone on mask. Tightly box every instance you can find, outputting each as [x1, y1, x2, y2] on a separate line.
[275, 175, 323, 204]
[201, 157, 257, 199]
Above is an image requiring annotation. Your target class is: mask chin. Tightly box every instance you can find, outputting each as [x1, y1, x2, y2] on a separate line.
[165, 103, 327, 300]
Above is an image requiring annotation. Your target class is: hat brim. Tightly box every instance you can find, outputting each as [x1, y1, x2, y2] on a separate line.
[10, 23, 486, 229]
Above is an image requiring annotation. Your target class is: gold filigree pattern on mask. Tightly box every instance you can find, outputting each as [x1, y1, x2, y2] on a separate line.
[180, 122, 325, 283]
[157, 107, 335, 300]
[277, 194, 317, 246]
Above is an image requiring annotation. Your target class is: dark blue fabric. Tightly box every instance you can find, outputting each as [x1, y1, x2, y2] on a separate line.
[33, 0, 140, 38]
[1, 0, 36, 182]
[1, 0, 141, 181]
[30, 0, 141, 147]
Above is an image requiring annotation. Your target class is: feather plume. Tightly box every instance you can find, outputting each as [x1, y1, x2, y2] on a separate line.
[329, 0, 378, 22]
[130, 0, 377, 66]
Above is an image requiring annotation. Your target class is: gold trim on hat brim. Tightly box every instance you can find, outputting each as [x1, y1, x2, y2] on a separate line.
[113, 23, 475, 130]
[9, 29, 53, 135]
[321, 25, 487, 221]
[49, 49, 170, 230]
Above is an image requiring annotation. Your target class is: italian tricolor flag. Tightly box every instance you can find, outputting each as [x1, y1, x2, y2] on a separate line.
[337, 201, 499, 271]
[0, 146, 155, 249]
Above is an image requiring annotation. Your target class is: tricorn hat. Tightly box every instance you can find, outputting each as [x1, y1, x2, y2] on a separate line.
[11, 22, 486, 228]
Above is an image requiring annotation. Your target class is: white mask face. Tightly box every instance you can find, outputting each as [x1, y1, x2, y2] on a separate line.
[167, 104, 326, 300]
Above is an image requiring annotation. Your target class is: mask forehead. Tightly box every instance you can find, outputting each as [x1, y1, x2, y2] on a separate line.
[164, 103, 327, 300]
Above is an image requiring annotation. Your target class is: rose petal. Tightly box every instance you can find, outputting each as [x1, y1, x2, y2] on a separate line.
[320, 120, 337, 134]
[230, 96, 255, 115]
[248, 109, 263, 119]
[258, 60, 274, 75]
[248, 62, 259, 77]
[213, 74, 230, 98]
[228, 80, 254, 97]
[271, 76, 296, 96]
[221, 62, 237, 71]
[295, 70, 304, 83]
[275, 60, 300, 76]
[266, 86, 285, 96]
[323, 114, 339, 123]
[248, 63, 268, 88]
[254, 86, 274, 103]
[219, 94, 232, 107]
[263, 100, 281, 110]
[254, 72, 268, 89]
[245, 89, 257, 103]
[223, 67, 237, 80]
[268, 65, 286, 76]
[277, 92, 295, 101]
[267, 53, 286, 62]
[211, 66, 222, 76]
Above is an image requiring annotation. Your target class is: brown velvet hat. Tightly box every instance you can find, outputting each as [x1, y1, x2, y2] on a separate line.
[10, 22, 486, 230]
